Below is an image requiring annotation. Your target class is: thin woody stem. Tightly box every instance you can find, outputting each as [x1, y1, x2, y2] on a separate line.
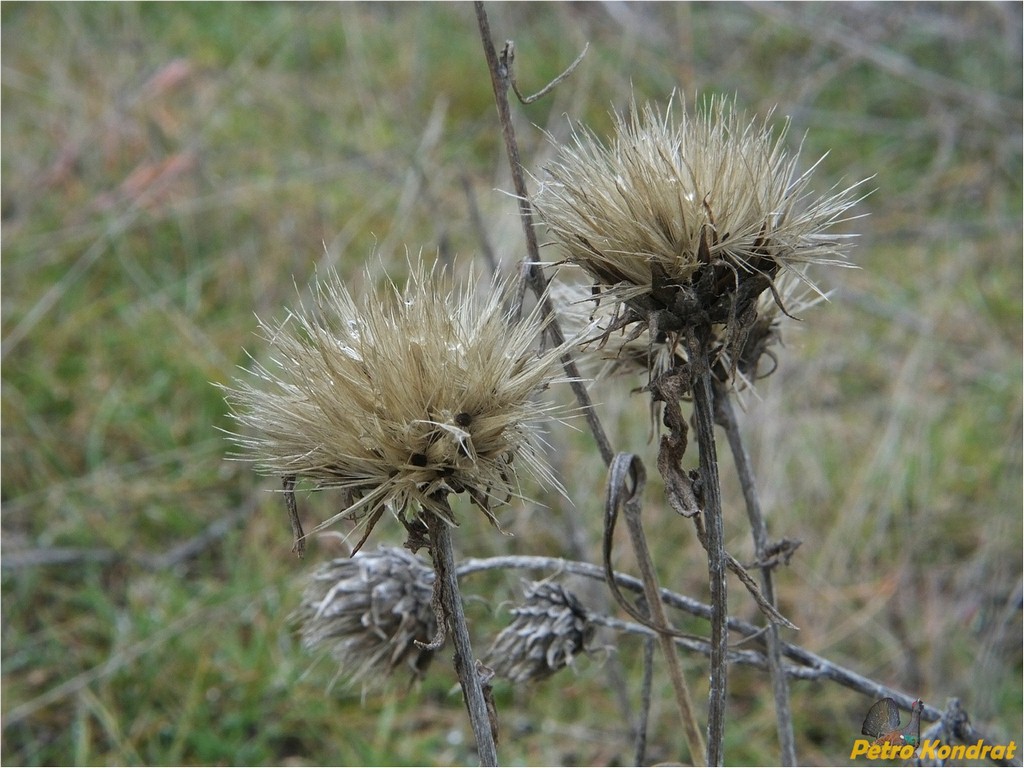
[715, 385, 797, 766]
[507, 40, 589, 104]
[685, 328, 728, 766]
[473, 1, 615, 468]
[426, 512, 498, 766]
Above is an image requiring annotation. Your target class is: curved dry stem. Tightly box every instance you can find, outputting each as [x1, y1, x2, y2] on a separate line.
[604, 453, 706, 766]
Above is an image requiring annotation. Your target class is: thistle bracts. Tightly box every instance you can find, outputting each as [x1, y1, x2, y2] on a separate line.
[294, 547, 437, 686]
[486, 581, 593, 683]
[554, 270, 825, 386]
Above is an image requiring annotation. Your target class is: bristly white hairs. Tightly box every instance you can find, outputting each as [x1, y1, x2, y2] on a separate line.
[221, 255, 577, 550]
[532, 92, 871, 302]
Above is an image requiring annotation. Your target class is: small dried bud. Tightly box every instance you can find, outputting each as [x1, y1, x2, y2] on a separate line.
[486, 581, 593, 683]
[222, 258, 571, 548]
[293, 547, 436, 686]
[729, 271, 827, 385]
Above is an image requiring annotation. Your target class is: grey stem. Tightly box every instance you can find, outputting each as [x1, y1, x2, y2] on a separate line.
[472, 0, 615, 468]
[686, 331, 728, 766]
[716, 386, 798, 765]
[428, 514, 498, 766]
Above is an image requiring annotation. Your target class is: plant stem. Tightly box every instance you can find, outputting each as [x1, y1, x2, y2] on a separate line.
[715, 386, 797, 765]
[608, 453, 707, 765]
[685, 330, 728, 766]
[472, 0, 614, 467]
[427, 513, 498, 766]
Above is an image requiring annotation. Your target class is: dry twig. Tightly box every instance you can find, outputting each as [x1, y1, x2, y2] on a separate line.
[715, 384, 797, 765]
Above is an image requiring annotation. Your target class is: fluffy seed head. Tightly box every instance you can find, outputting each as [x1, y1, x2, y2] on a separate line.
[485, 581, 593, 683]
[293, 547, 436, 686]
[222, 258, 569, 546]
[534, 95, 862, 304]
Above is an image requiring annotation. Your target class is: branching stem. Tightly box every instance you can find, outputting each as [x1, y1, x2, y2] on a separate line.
[457, 555, 954, 724]
[473, 1, 614, 467]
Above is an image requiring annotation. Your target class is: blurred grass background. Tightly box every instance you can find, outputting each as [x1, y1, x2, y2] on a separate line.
[1, 3, 1020, 765]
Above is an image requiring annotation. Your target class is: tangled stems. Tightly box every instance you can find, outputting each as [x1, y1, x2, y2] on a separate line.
[455, 555, 939, 720]
[604, 453, 706, 765]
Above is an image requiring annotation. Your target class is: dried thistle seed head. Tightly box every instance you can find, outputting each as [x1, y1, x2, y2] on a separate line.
[222, 258, 571, 547]
[534, 94, 864, 340]
[293, 547, 436, 687]
[485, 581, 593, 683]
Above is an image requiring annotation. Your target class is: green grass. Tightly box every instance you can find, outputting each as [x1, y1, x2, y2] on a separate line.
[2, 3, 1021, 766]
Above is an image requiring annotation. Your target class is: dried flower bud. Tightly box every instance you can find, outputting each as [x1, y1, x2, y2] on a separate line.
[222, 258, 571, 548]
[486, 581, 593, 683]
[535, 95, 865, 375]
[728, 271, 827, 385]
[293, 547, 436, 686]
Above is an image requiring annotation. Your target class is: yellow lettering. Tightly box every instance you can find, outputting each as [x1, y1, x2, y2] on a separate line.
[883, 743, 905, 760]
[949, 744, 966, 759]
[966, 739, 984, 759]
[898, 744, 915, 760]
[850, 740, 871, 758]
[917, 739, 938, 760]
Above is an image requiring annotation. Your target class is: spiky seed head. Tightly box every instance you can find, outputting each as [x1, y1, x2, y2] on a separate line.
[534, 95, 865, 368]
[485, 581, 593, 683]
[293, 547, 436, 687]
[222, 258, 570, 547]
